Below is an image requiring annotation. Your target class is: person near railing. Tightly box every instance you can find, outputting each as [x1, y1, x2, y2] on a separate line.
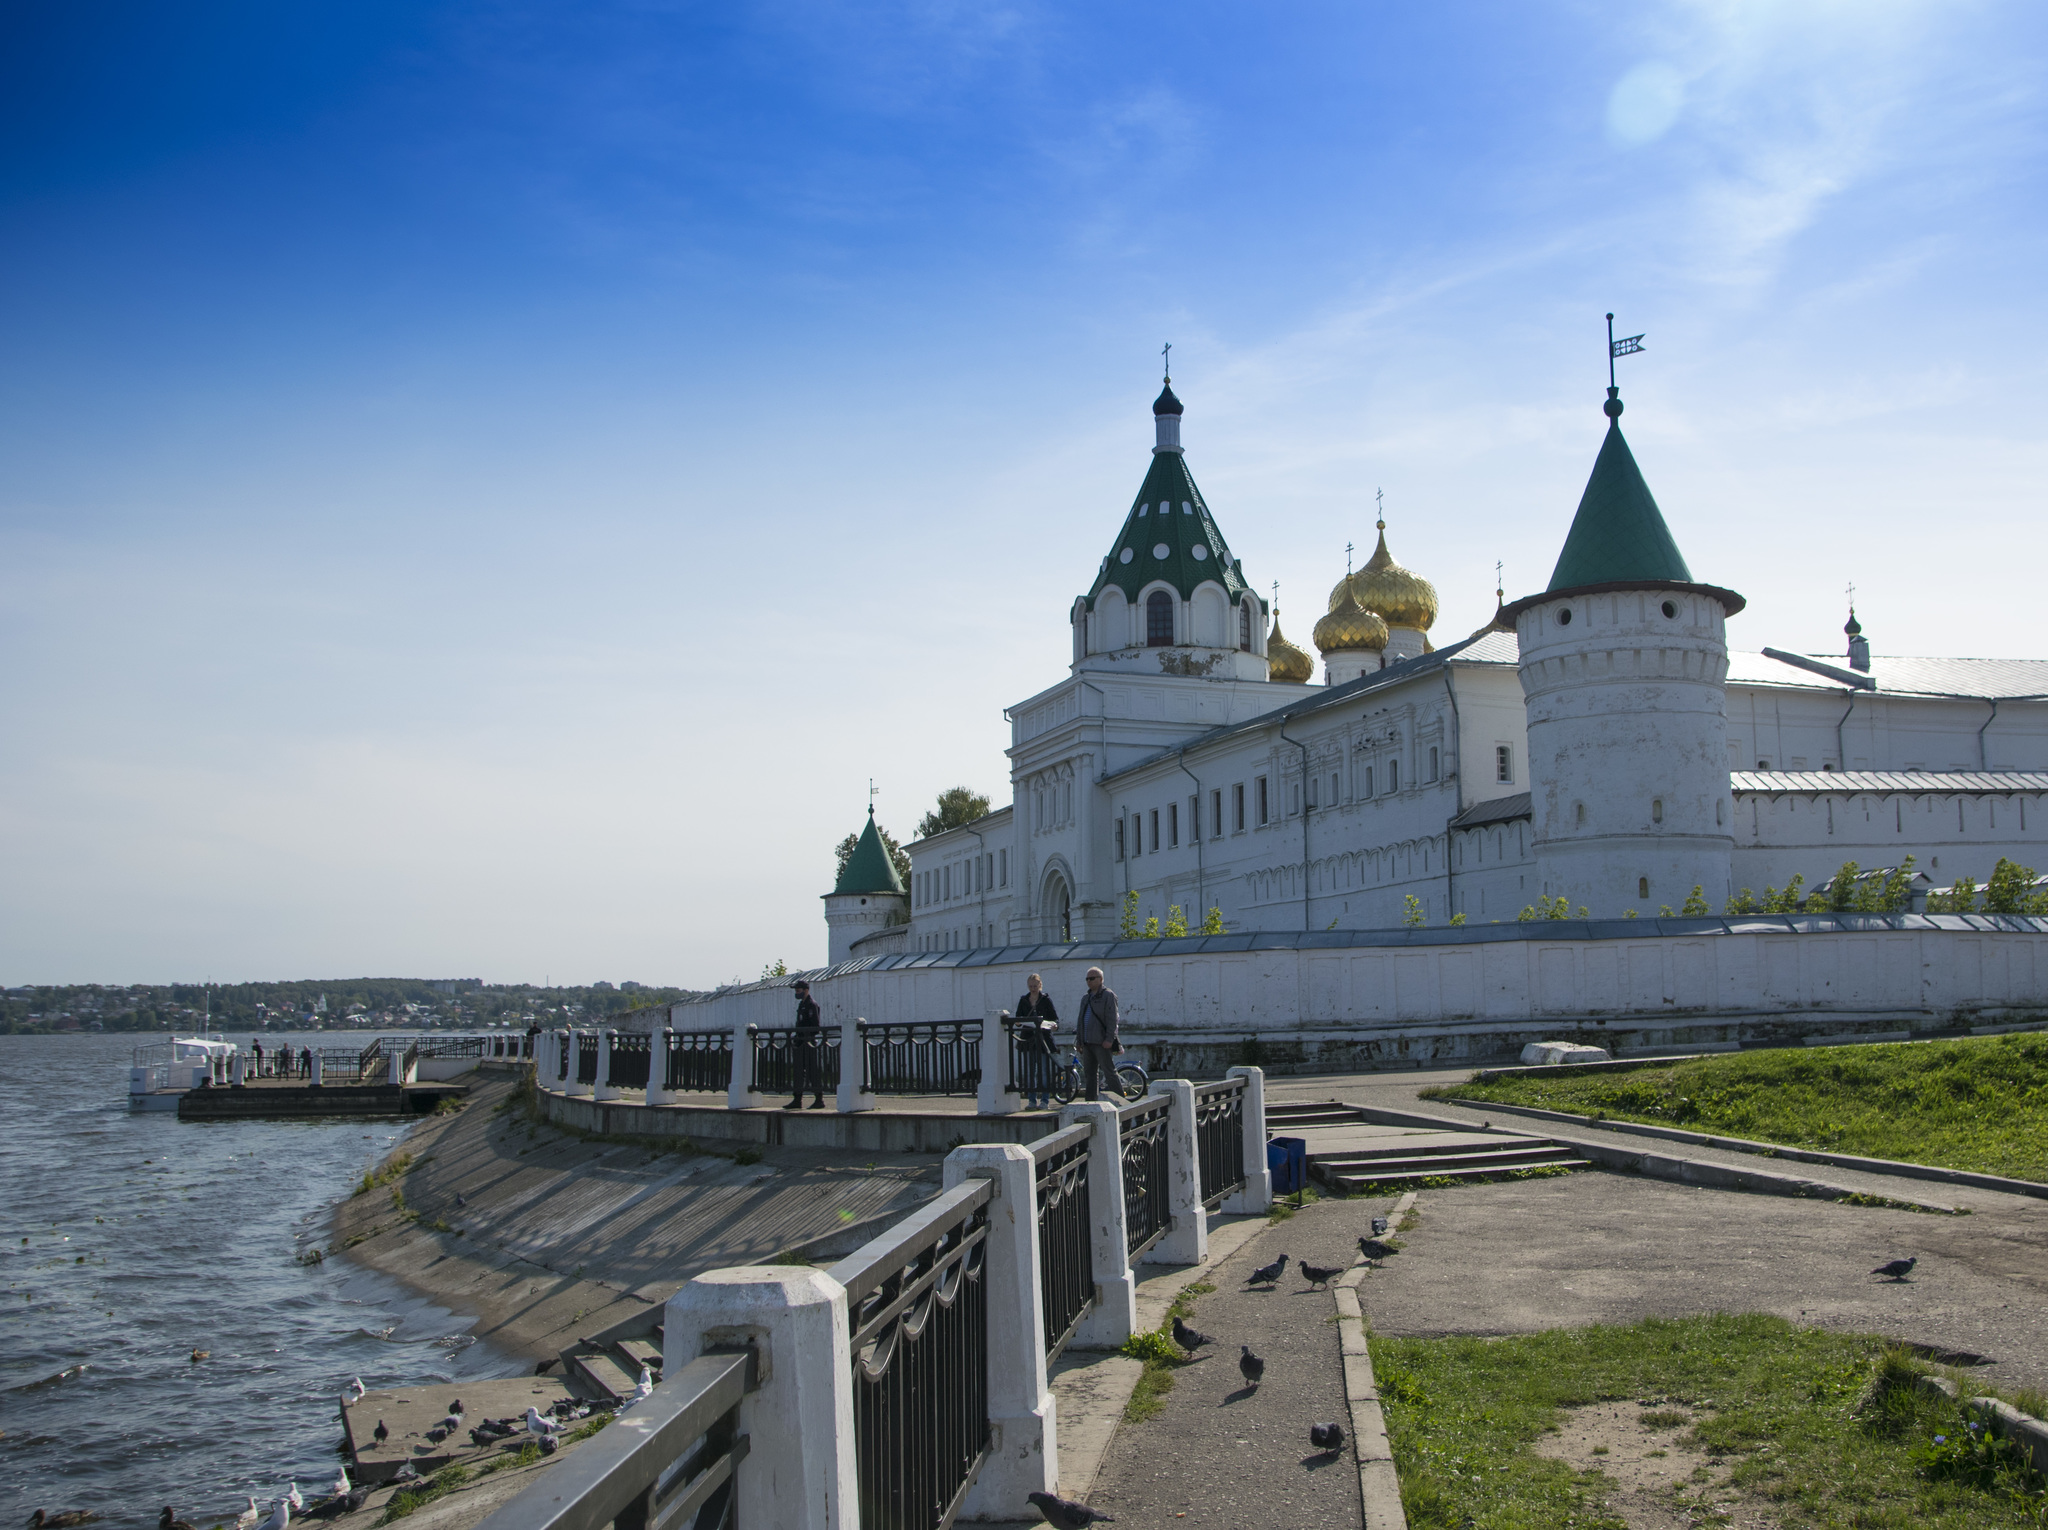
[251, 1038, 264, 1078]
[1075, 967, 1121, 1102]
[786, 979, 827, 1110]
[1014, 974, 1059, 1110]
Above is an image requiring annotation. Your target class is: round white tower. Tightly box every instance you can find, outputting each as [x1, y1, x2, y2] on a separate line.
[1502, 384, 1745, 916]
[823, 807, 908, 963]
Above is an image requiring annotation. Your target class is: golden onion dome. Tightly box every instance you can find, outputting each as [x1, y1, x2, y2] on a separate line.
[1266, 614, 1314, 683]
[1350, 522, 1438, 632]
[1313, 587, 1389, 655]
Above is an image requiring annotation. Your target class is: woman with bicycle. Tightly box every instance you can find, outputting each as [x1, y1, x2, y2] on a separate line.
[1013, 974, 1059, 1110]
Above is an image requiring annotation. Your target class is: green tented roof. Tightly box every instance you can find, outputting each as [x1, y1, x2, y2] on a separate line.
[1547, 407, 1694, 591]
[1083, 448, 1255, 610]
[833, 811, 904, 896]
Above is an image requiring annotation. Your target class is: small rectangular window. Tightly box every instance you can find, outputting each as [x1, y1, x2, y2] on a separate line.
[1169, 802, 1179, 847]
[999, 849, 1007, 886]
[1115, 819, 1126, 860]
[1233, 783, 1245, 832]
[1211, 789, 1223, 838]
[1427, 748, 1438, 783]
[1389, 758, 1400, 792]
[943, 865, 951, 899]
[1496, 745, 1513, 784]
[1331, 771, 1341, 805]
[1149, 808, 1159, 852]
[1257, 777, 1269, 826]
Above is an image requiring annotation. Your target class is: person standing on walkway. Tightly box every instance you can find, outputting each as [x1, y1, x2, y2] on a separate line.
[1014, 974, 1059, 1109]
[1075, 968, 1120, 1102]
[252, 1038, 265, 1078]
[786, 980, 827, 1110]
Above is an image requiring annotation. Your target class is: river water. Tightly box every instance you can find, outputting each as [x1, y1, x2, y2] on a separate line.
[1, 1033, 523, 1527]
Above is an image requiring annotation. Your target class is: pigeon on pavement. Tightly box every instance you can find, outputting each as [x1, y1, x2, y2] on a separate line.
[1248, 1254, 1288, 1285]
[1299, 1261, 1343, 1289]
[371, 1420, 388, 1446]
[1370, 1216, 1390, 1236]
[1025, 1491, 1115, 1527]
[1238, 1345, 1266, 1388]
[1358, 1236, 1398, 1261]
[1309, 1422, 1345, 1452]
[1873, 1256, 1917, 1281]
[1171, 1315, 1212, 1353]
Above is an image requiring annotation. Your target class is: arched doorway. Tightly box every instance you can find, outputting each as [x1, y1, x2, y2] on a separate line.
[1043, 873, 1073, 943]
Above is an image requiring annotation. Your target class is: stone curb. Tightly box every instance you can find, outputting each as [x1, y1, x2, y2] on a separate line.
[1918, 1373, 2048, 1475]
[1349, 1105, 1966, 1214]
[1333, 1190, 1415, 1530]
[1442, 1099, 2048, 1202]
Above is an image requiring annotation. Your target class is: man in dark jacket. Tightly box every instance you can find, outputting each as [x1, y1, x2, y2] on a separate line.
[1075, 968, 1120, 1101]
[787, 980, 826, 1110]
[1013, 974, 1059, 1109]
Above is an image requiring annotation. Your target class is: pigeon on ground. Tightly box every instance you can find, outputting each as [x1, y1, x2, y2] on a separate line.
[235, 1499, 261, 1530]
[371, 1420, 389, 1446]
[537, 1435, 559, 1456]
[1309, 1422, 1345, 1452]
[1358, 1236, 1398, 1261]
[447, 1398, 462, 1418]
[389, 1466, 419, 1486]
[1370, 1216, 1390, 1236]
[454, 1193, 467, 1208]
[1238, 1345, 1266, 1388]
[1873, 1256, 1917, 1281]
[303, 1492, 366, 1522]
[1248, 1254, 1288, 1285]
[284, 1484, 303, 1513]
[426, 1428, 449, 1445]
[159, 1510, 197, 1530]
[1024, 1491, 1115, 1527]
[1170, 1315, 1212, 1352]
[1299, 1261, 1343, 1289]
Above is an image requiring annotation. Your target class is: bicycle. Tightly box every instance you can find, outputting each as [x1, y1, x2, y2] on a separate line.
[1048, 1049, 1149, 1105]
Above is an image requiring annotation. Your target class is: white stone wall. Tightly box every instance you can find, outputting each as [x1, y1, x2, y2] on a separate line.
[1732, 784, 2048, 895]
[905, 807, 1015, 952]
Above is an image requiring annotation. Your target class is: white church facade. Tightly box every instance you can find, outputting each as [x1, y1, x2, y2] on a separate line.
[824, 374, 2048, 964]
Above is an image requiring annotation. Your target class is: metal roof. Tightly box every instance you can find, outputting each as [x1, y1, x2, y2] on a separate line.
[1726, 650, 2048, 700]
[1100, 628, 1520, 785]
[1449, 791, 1532, 830]
[1731, 770, 2048, 795]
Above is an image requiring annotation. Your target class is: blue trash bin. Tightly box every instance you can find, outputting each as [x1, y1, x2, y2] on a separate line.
[1267, 1135, 1307, 1196]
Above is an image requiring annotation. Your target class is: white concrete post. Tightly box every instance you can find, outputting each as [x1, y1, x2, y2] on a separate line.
[645, 1029, 675, 1106]
[565, 1030, 594, 1098]
[594, 1029, 620, 1102]
[1059, 1101, 1136, 1348]
[945, 1143, 1058, 1515]
[230, 1052, 246, 1086]
[836, 1021, 876, 1113]
[309, 1051, 324, 1087]
[977, 1009, 1022, 1116]
[1223, 1066, 1273, 1214]
[387, 1051, 404, 1087]
[1145, 1080, 1208, 1266]
[728, 1026, 762, 1111]
[664, 1268, 858, 1530]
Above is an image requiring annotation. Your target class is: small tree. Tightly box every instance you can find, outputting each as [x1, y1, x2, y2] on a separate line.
[1118, 890, 1141, 938]
[1680, 886, 1711, 916]
[1402, 894, 1426, 928]
[1201, 906, 1226, 935]
[1929, 874, 1979, 914]
[1762, 875, 1807, 914]
[1983, 856, 2044, 914]
[1726, 888, 1758, 915]
[1163, 904, 1189, 938]
[917, 787, 993, 840]
[1821, 861, 1862, 913]
[760, 958, 788, 980]
[1448, 911, 1467, 926]
[1141, 914, 1161, 938]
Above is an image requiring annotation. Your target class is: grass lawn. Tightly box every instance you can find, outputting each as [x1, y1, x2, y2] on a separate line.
[1371, 1313, 2046, 1529]
[1426, 1032, 2048, 1181]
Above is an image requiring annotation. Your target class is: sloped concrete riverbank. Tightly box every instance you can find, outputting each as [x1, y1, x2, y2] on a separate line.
[334, 1074, 942, 1362]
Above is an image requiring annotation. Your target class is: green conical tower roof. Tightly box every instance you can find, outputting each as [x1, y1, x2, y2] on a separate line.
[1083, 382, 1254, 610]
[1546, 390, 1694, 590]
[833, 808, 904, 896]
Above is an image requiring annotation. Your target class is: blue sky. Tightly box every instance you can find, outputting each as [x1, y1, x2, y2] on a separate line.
[4, 1, 2045, 986]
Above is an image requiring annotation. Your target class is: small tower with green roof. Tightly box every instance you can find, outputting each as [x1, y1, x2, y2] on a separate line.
[1068, 376, 1275, 681]
[823, 806, 908, 963]
[1500, 374, 1747, 916]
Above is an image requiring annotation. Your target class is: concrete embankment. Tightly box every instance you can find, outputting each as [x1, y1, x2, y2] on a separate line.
[334, 1073, 942, 1362]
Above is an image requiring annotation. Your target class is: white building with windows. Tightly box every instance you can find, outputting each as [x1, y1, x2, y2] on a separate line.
[834, 373, 2048, 955]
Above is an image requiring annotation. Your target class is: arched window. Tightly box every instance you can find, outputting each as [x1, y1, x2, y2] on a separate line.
[1147, 590, 1175, 646]
[1239, 602, 1252, 651]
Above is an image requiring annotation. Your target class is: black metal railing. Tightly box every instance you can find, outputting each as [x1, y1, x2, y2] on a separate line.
[414, 1035, 486, 1060]
[665, 1029, 734, 1093]
[1002, 1018, 1059, 1098]
[470, 1348, 756, 1530]
[1118, 1093, 1174, 1262]
[828, 1180, 993, 1530]
[1194, 1077, 1247, 1207]
[556, 1031, 571, 1081]
[606, 1031, 652, 1090]
[749, 1025, 841, 1097]
[1032, 1122, 1094, 1360]
[577, 1032, 600, 1086]
[311, 1046, 374, 1083]
[358, 1037, 384, 1080]
[858, 1020, 982, 1096]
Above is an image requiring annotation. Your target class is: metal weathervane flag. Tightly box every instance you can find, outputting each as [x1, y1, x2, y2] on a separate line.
[1610, 332, 1644, 358]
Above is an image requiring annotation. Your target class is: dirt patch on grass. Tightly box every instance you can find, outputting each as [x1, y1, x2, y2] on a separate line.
[1535, 1401, 1780, 1528]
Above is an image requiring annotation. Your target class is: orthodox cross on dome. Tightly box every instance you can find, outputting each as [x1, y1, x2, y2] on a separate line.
[1845, 580, 1856, 613]
[1496, 559, 1504, 602]
[1346, 541, 1354, 577]
[1375, 486, 1386, 531]
[1161, 341, 1172, 381]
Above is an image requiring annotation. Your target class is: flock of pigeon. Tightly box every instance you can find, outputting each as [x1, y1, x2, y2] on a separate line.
[1023, 1220, 1404, 1527]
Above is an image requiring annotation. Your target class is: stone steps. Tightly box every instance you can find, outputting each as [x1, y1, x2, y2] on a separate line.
[1266, 1098, 1590, 1192]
